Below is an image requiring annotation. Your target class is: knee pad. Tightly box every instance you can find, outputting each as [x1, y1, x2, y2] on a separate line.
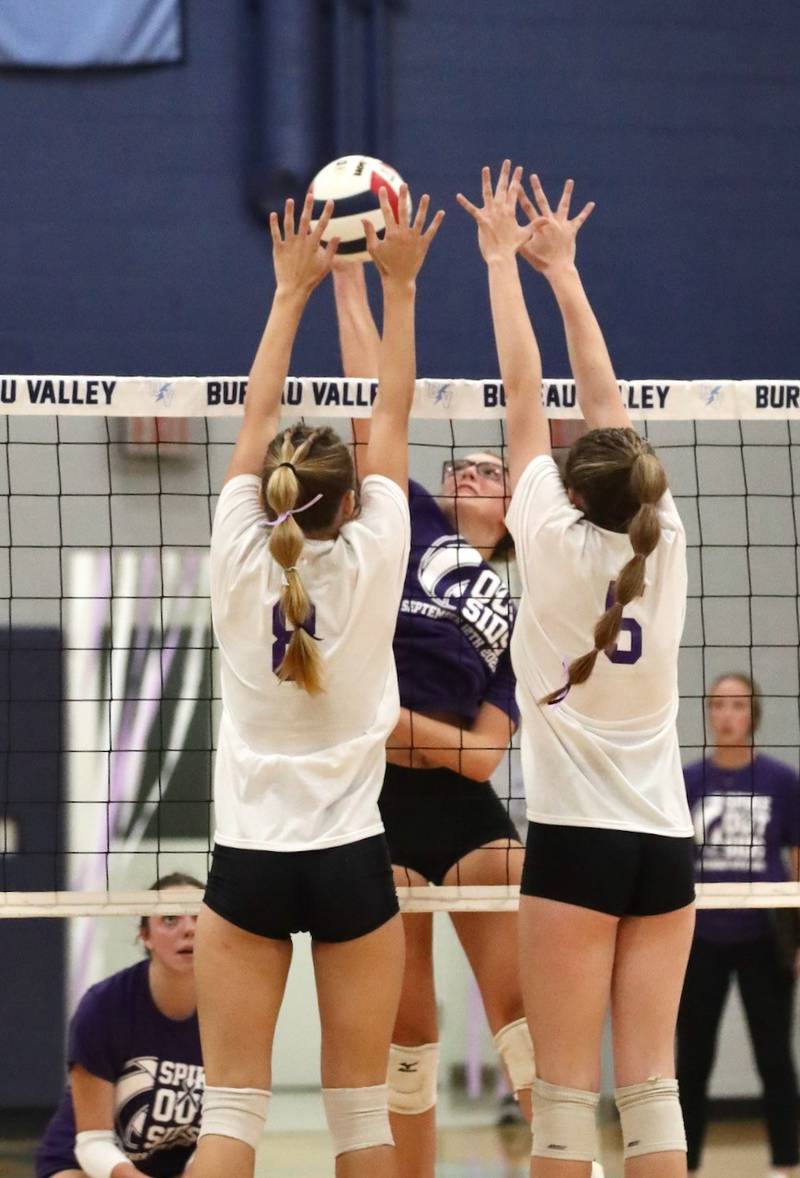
[615, 1077, 686, 1159]
[321, 1084, 393, 1156]
[494, 1018, 535, 1094]
[199, 1085, 270, 1149]
[387, 1042, 439, 1114]
[531, 1078, 600, 1163]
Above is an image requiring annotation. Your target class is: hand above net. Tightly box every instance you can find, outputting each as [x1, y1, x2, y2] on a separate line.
[270, 192, 339, 298]
[518, 175, 595, 276]
[363, 184, 445, 287]
[456, 159, 534, 264]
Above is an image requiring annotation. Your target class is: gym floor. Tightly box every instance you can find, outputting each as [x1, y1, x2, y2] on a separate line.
[0, 1093, 782, 1177]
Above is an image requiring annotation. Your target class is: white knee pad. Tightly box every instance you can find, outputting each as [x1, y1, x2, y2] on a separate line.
[494, 1018, 535, 1094]
[322, 1084, 394, 1156]
[387, 1041, 439, 1114]
[531, 1078, 600, 1163]
[199, 1085, 270, 1149]
[615, 1077, 686, 1159]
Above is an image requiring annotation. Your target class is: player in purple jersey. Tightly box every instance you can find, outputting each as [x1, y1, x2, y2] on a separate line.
[334, 262, 532, 1178]
[678, 673, 800, 1176]
[35, 874, 202, 1178]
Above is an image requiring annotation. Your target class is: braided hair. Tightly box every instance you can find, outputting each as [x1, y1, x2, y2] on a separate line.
[542, 428, 668, 705]
[261, 424, 355, 695]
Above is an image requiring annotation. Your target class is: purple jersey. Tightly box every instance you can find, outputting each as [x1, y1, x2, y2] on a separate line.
[685, 755, 800, 942]
[393, 481, 518, 726]
[36, 960, 203, 1178]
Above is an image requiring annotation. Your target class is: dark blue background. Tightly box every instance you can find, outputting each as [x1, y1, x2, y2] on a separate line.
[0, 0, 797, 381]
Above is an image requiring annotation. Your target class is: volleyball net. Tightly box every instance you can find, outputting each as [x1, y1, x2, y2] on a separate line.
[2, 374, 800, 928]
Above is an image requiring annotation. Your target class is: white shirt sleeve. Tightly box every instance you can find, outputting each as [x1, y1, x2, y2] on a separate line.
[506, 455, 580, 594]
[656, 489, 685, 536]
[212, 475, 264, 538]
[210, 475, 264, 594]
[346, 474, 411, 588]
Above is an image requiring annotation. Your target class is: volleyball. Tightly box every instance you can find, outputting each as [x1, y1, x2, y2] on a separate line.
[309, 155, 408, 263]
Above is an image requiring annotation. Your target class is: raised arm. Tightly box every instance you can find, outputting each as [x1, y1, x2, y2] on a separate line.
[332, 261, 380, 471]
[333, 262, 381, 377]
[458, 160, 548, 491]
[224, 194, 337, 484]
[358, 185, 444, 490]
[519, 175, 631, 432]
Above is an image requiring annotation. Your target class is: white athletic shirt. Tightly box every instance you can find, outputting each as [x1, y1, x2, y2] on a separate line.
[210, 473, 410, 852]
[506, 454, 692, 838]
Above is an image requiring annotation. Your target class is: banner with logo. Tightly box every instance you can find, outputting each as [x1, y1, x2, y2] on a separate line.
[0, 0, 182, 69]
[0, 376, 798, 420]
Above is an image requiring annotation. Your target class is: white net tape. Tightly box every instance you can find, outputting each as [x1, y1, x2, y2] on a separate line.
[2, 883, 800, 919]
[0, 374, 798, 419]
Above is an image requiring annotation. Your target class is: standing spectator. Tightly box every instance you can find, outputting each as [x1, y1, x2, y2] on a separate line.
[678, 672, 800, 1177]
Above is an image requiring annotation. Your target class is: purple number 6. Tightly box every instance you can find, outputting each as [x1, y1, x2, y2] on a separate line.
[272, 603, 317, 673]
[604, 582, 642, 665]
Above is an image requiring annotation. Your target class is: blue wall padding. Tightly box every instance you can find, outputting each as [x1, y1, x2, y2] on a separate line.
[0, 0, 797, 380]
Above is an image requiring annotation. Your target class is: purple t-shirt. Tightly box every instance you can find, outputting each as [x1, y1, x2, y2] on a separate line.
[393, 481, 518, 726]
[686, 755, 800, 942]
[36, 960, 203, 1178]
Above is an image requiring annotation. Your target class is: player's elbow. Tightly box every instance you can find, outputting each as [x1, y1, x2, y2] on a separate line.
[462, 748, 504, 783]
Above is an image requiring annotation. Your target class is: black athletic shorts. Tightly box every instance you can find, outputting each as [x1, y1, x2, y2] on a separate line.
[521, 821, 696, 917]
[379, 762, 521, 885]
[204, 833, 399, 942]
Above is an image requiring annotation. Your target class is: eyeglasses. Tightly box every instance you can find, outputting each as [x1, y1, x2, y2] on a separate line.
[442, 458, 508, 485]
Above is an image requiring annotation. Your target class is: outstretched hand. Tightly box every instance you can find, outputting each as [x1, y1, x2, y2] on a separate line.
[364, 184, 445, 285]
[270, 192, 339, 297]
[456, 160, 534, 264]
[519, 175, 594, 274]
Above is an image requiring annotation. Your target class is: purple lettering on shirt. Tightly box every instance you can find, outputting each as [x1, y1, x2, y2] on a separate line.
[393, 482, 518, 725]
[604, 582, 642, 665]
[685, 756, 800, 942]
[272, 603, 317, 673]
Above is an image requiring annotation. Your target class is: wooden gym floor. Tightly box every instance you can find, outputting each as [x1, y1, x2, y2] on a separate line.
[0, 1093, 789, 1178]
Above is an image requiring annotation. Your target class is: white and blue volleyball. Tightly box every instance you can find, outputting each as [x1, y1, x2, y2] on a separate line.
[309, 155, 408, 262]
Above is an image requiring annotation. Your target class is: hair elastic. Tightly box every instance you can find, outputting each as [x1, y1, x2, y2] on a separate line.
[547, 658, 571, 707]
[261, 493, 323, 529]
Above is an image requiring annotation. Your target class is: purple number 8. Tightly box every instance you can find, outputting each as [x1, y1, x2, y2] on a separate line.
[604, 582, 642, 665]
[272, 603, 317, 673]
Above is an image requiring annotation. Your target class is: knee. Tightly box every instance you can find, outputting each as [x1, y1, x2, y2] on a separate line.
[615, 1077, 686, 1161]
[494, 1017, 535, 1095]
[387, 1041, 439, 1115]
[322, 1085, 393, 1156]
[199, 1086, 270, 1149]
[531, 1079, 600, 1164]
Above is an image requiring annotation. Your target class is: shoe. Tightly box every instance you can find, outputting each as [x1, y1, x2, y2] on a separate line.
[496, 1092, 527, 1127]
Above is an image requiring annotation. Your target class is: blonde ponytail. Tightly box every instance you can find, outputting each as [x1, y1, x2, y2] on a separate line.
[542, 432, 667, 706]
[266, 430, 325, 695]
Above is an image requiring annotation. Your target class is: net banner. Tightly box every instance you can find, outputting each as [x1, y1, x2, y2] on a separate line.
[0, 376, 797, 420]
[0, 0, 182, 69]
